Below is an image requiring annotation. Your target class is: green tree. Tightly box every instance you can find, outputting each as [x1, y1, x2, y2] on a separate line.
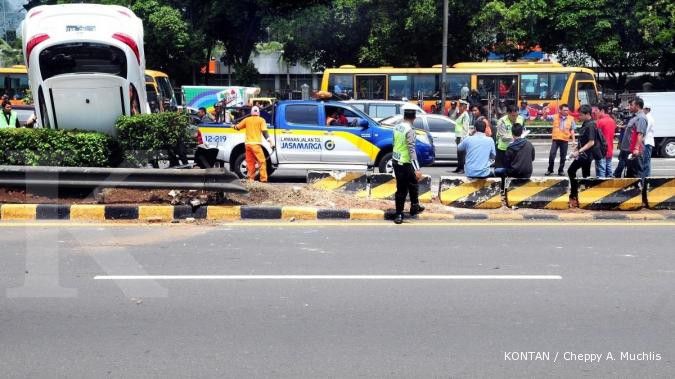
[475, 0, 674, 89]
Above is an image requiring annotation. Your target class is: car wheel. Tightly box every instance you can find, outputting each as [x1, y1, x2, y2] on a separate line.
[233, 153, 248, 178]
[232, 153, 275, 178]
[660, 139, 675, 158]
[378, 152, 394, 174]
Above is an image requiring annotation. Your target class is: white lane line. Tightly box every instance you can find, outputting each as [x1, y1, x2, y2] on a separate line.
[94, 275, 562, 280]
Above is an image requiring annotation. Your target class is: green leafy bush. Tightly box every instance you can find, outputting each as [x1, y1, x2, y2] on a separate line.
[0, 128, 120, 167]
[114, 112, 192, 167]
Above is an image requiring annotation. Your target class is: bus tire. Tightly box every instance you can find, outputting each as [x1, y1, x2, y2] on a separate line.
[377, 152, 394, 174]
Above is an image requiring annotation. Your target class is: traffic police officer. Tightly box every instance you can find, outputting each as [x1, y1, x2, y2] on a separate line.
[392, 105, 424, 224]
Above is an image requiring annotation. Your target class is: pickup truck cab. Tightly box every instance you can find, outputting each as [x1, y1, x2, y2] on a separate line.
[198, 100, 435, 178]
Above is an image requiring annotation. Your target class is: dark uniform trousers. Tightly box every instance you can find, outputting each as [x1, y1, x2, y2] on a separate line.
[393, 160, 419, 214]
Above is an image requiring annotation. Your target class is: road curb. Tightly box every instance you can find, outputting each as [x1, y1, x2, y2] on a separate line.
[0, 204, 672, 223]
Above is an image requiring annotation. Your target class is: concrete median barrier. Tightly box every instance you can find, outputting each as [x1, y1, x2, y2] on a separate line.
[368, 174, 432, 203]
[307, 171, 368, 193]
[645, 178, 675, 210]
[577, 178, 643, 211]
[438, 177, 502, 209]
[506, 177, 570, 210]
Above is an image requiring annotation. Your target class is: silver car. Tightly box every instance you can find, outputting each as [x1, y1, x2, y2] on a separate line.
[380, 114, 457, 161]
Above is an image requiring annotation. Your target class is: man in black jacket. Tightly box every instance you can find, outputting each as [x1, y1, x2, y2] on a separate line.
[495, 123, 534, 178]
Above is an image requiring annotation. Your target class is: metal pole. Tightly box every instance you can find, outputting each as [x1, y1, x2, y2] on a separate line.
[440, 0, 448, 115]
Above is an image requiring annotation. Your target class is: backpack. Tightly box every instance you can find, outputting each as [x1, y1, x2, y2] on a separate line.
[595, 126, 608, 158]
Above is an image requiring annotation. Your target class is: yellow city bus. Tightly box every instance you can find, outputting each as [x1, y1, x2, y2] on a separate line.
[0, 65, 30, 105]
[321, 62, 599, 116]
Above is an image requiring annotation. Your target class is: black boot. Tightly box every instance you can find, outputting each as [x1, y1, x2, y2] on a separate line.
[410, 204, 425, 216]
[393, 213, 403, 224]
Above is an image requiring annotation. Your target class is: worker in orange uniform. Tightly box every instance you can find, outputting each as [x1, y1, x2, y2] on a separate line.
[233, 106, 275, 182]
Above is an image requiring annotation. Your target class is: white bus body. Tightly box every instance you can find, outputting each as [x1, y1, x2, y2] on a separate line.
[21, 4, 148, 134]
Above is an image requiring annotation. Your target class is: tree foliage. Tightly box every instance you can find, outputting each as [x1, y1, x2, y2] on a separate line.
[22, 0, 675, 89]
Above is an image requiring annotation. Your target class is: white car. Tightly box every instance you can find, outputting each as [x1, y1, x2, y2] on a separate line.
[380, 114, 457, 161]
[342, 100, 425, 122]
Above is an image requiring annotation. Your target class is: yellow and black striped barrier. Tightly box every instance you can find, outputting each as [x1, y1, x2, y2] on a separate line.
[307, 171, 368, 193]
[368, 174, 432, 203]
[645, 178, 675, 210]
[506, 177, 570, 210]
[577, 178, 643, 211]
[438, 177, 502, 209]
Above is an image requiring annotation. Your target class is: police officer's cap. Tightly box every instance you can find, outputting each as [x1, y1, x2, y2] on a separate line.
[401, 103, 417, 119]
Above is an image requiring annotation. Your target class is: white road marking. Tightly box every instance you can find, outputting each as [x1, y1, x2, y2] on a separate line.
[95, 275, 562, 280]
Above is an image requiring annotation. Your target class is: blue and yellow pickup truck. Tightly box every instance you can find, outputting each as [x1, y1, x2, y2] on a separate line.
[198, 100, 435, 178]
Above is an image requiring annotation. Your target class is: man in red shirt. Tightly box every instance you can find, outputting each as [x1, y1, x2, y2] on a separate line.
[595, 104, 616, 178]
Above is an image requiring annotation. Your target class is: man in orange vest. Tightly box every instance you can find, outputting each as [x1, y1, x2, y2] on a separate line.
[546, 104, 576, 176]
[233, 106, 275, 182]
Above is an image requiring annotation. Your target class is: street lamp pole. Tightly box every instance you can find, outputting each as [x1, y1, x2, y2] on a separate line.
[440, 0, 448, 115]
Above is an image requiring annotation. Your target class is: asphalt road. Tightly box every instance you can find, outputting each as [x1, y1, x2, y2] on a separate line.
[1, 222, 674, 377]
[269, 142, 675, 183]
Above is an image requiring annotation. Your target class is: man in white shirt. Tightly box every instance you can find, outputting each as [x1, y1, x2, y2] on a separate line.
[643, 104, 656, 178]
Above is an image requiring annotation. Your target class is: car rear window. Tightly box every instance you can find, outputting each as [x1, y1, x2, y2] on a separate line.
[285, 104, 318, 125]
[39, 42, 128, 80]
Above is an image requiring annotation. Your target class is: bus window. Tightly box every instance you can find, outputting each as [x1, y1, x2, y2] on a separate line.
[388, 75, 411, 100]
[478, 75, 517, 103]
[39, 42, 128, 80]
[520, 74, 541, 100]
[577, 82, 598, 105]
[355, 75, 385, 100]
[446, 74, 470, 100]
[412, 74, 438, 99]
[549, 73, 568, 100]
[329, 74, 353, 98]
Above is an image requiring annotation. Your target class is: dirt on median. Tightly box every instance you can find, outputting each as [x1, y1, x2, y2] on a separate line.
[0, 182, 447, 213]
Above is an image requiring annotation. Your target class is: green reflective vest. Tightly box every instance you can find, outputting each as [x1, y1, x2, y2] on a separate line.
[497, 115, 525, 151]
[455, 110, 470, 138]
[393, 121, 412, 163]
[0, 111, 17, 128]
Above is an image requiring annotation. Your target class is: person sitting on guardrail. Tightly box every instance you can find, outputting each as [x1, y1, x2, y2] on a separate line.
[494, 123, 534, 179]
[233, 106, 275, 182]
[496, 105, 524, 169]
[568, 105, 603, 208]
[458, 119, 496, 179]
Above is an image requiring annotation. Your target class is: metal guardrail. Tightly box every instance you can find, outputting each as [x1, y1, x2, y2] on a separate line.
[0, 166, 247, 193]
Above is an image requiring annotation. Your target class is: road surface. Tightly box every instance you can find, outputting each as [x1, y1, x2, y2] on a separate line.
[0, 222, 673, 377]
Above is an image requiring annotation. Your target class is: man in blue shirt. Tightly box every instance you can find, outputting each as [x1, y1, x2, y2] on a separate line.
[458, 119, 496, 178]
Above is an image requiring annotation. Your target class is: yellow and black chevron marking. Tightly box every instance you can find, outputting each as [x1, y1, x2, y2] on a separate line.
[438, 177, 502, 209]
[307, 171, 368, 192]
[576, 178, 643, 211]
[645, 178, 675, 210]
[506, 177, 570, 210]
[367, 174, 432, 203]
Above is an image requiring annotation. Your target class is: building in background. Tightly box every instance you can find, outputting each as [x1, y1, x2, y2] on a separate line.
[0, 0, 26, 41]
